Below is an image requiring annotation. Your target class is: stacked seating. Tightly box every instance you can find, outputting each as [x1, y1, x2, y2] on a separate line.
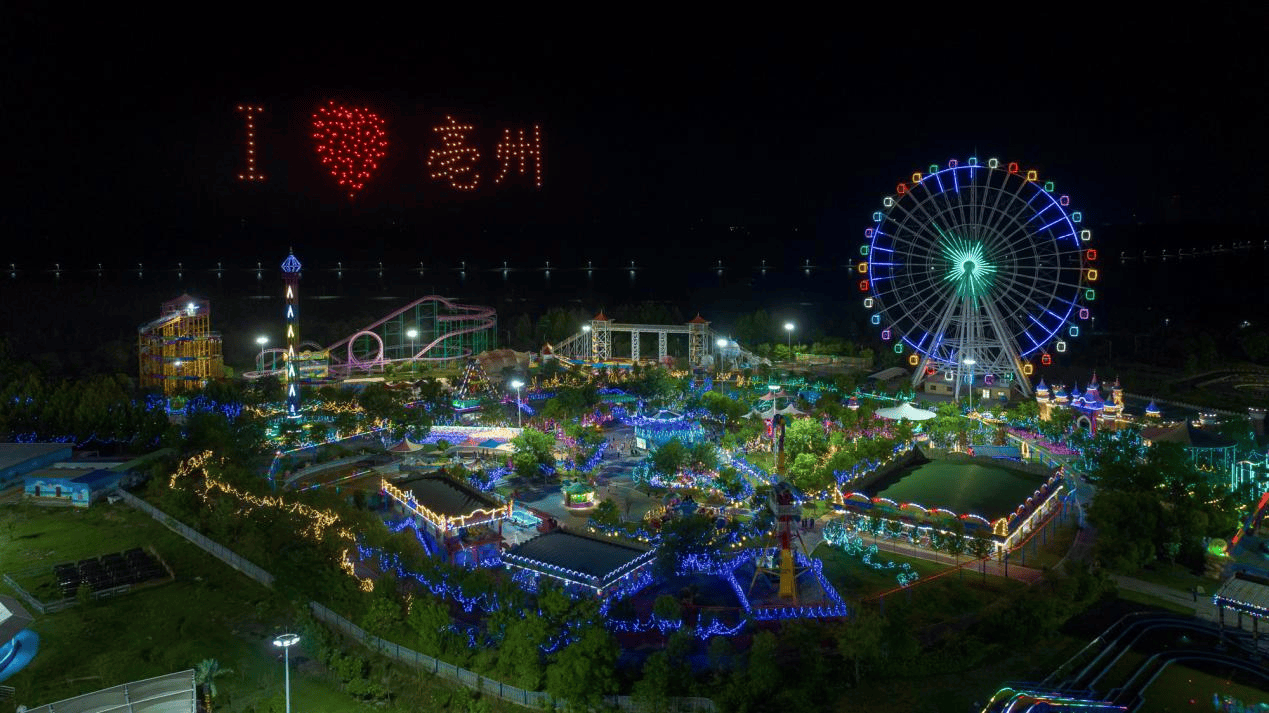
[54, 548, 165, 599]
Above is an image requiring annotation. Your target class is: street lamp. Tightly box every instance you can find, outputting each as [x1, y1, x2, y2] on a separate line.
[510, 380, 525, 428]
[256, 336, 268, 368]
[962, 358, 977, 411]
[406, 328, 419, 369]
[272, 633, 301, 713]
[784, 322, 795, 360]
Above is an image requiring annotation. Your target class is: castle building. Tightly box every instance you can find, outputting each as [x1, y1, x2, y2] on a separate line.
[1035, 374, 1126, 434]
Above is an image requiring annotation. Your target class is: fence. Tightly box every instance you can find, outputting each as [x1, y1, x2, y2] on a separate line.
[115, 489, 275, 588]
[118, 491, 717, 712]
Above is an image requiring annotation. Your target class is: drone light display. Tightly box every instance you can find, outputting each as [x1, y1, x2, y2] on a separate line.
[236, 105, 265, 181]
[427, 115, 481, 191]
[311, 101, 389, 199]
[234, 101, 543, 199]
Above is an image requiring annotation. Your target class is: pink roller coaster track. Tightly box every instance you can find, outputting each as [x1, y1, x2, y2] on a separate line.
[325, 296, 496, 376]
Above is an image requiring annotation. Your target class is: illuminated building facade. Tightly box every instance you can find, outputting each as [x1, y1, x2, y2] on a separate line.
[282, 251, 302, 418]
[1034, 374, 1126, 434]
[138, 295, 224, 395]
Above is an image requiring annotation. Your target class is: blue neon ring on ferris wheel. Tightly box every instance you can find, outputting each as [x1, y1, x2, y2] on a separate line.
[860, 159, 1092, 364]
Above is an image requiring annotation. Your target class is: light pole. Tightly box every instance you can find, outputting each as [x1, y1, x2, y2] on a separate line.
[962, 358, 977, 412]
[510, 380, 524, 428]
[272, 633, 300, 713]
[256, 336, 268, 369]
[784, 322, 795, 361]
[716, 338, 728, 371]
[406, 328, 419, 371]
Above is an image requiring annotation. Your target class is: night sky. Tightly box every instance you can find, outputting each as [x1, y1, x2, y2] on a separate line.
[6, 12, 1268, 269]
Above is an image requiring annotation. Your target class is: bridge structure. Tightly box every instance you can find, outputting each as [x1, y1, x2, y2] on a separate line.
[551, 312, 769, 369]
[245, 296, 496, 380]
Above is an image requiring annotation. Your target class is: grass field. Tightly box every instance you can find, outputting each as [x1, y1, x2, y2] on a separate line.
[0, 502, 517, 713]
[1139, 663, 1269, 711]
[870, 460, 1049, 520]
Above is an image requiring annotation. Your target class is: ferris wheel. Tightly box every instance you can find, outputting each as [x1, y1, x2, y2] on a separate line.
[859, 157, 1097, 397]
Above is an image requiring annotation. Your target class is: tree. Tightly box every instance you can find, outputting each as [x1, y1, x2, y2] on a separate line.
[408, 594, 452, 656]
[650, 438, 689, 477]
[631, 651, 676, 713]
[498, 613, 550, 689]
[361, 596, 403, 637]
[1088, 489, 1165, 572]
[546, 624, 619, 711]
[948, 521, 967, 577]
[510, 428, 557, 479]
[193, 659, 233, 713]
[590, 498, 621, 527]
[701, 391, 747, 425]
[789, 452, 828, 492]
[745, 630, 782, 700]
[785, 418, 827, 459]
[652, 594, 682, 622]
[655, 513, 716, 577]
[969, 536, 994, 583]
[687, 441, 718, 473]
[836, 609, 884, 686]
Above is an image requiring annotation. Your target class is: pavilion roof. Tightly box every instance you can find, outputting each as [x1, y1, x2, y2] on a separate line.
[397, 473, 500, 517]
[504, 529, 653, 587]
[1214, 573, 1269, 617]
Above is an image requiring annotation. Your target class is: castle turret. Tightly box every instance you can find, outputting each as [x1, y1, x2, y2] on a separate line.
[1145, 400, 1162, 418]
[1053, 384, 1070, 404]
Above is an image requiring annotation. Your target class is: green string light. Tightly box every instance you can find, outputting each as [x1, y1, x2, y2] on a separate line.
[934, 223, 996, 300]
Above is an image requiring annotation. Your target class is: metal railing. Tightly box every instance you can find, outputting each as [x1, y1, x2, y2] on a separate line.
[115, 490, 274, 588]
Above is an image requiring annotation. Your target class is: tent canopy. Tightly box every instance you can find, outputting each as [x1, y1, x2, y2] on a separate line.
[875, 402, 936, 422]
[387, 437, 425, 453]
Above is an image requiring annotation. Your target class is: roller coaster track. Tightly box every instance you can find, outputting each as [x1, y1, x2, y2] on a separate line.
[324, 296, 496, 377]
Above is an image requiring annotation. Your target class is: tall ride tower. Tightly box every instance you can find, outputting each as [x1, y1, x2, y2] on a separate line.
[282, 251, 302, 419]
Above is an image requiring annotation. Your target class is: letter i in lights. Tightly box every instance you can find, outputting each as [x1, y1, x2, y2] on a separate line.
[281, 251, 302, 419]
[236, 105, 265, 180]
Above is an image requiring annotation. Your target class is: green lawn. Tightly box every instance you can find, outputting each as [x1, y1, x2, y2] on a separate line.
[0, 503, 517, 713]
[1126, 562, 1212, 596]
[872, 461, 1049, 521]
[1115, 588, 1197, 616]
[811, 540, 1021, 608]
[1022, 520, 1078, 571]
[1140, 663, 1269, 712]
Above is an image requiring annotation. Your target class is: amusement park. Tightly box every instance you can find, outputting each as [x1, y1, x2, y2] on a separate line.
[4, 153, 1269, 713]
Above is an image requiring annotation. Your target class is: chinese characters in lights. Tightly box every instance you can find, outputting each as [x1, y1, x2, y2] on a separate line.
[236, 105, 265, 181]
[311, 101, 388, 199]
[427, 116, 481, 191]
[494, 125, 542, 187]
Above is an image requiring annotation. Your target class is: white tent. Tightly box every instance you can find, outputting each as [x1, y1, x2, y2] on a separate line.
[875, 402, 936, 422]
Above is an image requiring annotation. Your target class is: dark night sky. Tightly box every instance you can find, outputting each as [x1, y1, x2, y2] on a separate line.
[5, 11, 1267, 269]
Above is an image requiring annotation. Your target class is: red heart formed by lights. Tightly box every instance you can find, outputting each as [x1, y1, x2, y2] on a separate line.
[312, 101, 388, 198]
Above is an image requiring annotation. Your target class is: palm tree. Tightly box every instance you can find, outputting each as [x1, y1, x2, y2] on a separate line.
[194, 658, 232, 713]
